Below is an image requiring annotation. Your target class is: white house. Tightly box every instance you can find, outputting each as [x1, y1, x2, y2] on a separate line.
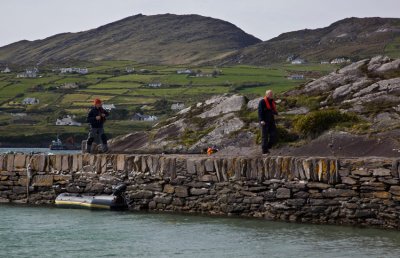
[102, 104, 116, 111]
[331, 58, 351, 64]
[287, 74, 304, 80]
[126, 67, 134, 73]
[17, 68, 38, 78]
[176, 69, 193, 74]
[291, 58, 306, 65]
[60, 67, 88, 74]
[132, 113, 158, 121]
[320, 61, 330, 64]
[59, 83, 79, 89]
[22, 98, 39, 105]
[1, 67, 11, 73]
[171, 103, 185, 110]
[148, 82, 162, 87]
[55, 115, 81, 126]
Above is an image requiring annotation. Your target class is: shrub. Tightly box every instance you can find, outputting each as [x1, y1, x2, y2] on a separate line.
[293, 109, 359, 137]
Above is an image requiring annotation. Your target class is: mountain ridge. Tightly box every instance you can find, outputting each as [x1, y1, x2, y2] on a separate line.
[220, 17, 400, 65]
[0, 13, 261, 65]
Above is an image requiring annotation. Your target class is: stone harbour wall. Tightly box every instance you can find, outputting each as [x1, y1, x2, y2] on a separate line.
[1, 154, 400, 229]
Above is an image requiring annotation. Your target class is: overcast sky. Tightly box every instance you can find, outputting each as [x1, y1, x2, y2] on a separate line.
[1, 0, 399, 47]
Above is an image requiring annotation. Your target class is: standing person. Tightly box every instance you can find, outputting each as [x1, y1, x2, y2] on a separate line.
[258, 90, 278, 154]
[86, 98, 109, 153]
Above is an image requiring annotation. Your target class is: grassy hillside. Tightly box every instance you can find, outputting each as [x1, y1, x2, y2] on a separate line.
[0, 14, 261, 65]
[221, 17, 400, 65]
[0, 61, 339, 146]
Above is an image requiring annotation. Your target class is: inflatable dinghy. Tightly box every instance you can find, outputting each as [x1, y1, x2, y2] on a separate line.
[55, 184, 128, 210]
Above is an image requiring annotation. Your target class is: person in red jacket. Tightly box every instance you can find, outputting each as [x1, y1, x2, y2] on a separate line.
[258, 90, 278, 154]
[86, 98, 109, 153]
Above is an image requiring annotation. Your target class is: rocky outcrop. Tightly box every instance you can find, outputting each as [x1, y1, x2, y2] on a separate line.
[286, 56, 400, 130]
[110, 94, 250, 153]
[2, 153, 400, 229]
[198, 95, 245, 118]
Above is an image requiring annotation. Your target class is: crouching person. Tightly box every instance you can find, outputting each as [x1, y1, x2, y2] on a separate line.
[86, 98, 109, 153]
[258, 90, 278, 154]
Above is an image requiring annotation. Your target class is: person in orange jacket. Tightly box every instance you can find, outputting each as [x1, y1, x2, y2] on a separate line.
[258, 90, 278, 154]
[86, 98, 109, 153]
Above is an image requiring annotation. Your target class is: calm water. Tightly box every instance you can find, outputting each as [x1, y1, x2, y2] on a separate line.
[0, 148, 80, 155]
[0, 205, 400, 258]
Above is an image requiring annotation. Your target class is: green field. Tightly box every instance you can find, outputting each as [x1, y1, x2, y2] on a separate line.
[0, 61, 338, 145]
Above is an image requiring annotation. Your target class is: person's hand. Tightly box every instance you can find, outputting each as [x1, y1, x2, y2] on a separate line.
[101, 113, 106, 117]
[96, 116, 101, 120]
[260, 121, 265, 126]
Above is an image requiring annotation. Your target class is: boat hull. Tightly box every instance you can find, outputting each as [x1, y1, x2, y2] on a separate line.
[55, 193, 128, 210]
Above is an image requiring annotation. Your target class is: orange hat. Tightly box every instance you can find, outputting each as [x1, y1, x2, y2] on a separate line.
[94, 98, 102, 105]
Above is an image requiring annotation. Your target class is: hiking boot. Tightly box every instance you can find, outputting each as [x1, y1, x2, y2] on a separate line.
[86, 144, 92, 154]
[102, 144, 109, 153]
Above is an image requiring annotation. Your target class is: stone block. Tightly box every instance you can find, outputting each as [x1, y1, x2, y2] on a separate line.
[175, 186, 189, 198]
[72, 154, 83, 172]
[352, 168, 371, 176]
[143, 183, 163, 192]
[0, 155, 5, 171]
[373, 192, 391, 199]
[199, 174, 217, 182]
[322, 188, 357, 198]
[341, 177, 357, 185]
[154, 196, 172, 204]
[372, 168, 391, 177]
[389, 186, 400, 196]
[7, 155, 14, 172]
[32, 175, 54, 187]
[307, 182, 331, 189]
[163, 184, 175, 194]
[186, 159, 196, 174]
[276, 188, 291, 199]
[54, 155, 63, 171]
[14, 154, 27, 169]
[62, 155, 70, 172]
[117, 155, 126, 171]
[190, 188, 209, 196]
[13, 186, 26, 194]
[131, 190, 154, 199]
[205, 159, 214, 172]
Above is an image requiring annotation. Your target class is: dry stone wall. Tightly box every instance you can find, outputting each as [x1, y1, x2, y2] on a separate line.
[1, 154, 400, 229]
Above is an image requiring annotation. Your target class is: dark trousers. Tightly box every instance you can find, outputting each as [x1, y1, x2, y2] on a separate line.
[261, 123, 277, 152]
[87, 128, 107, 146]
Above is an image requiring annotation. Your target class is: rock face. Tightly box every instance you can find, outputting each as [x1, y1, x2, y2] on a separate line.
[198, 95, 245, 118]
[286, 56, 400, 130]
[110, 94, 250, 153]
[2, 153, 400, 229]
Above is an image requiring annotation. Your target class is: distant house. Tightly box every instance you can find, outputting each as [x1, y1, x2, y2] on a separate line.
[1, 67, 11, 73]
[60, 67, 88, 74]
[126, 67, 134, 73]
[59, 83, 79, 89]
[320, 61, 330, 64]
[291, 58, 306, 65]
[287, 74, 304, 80]
[176, 69, 193, 75]
[331, 58, 351, 64]
[55, 115, 81, 126]
[17, 68, 38, 78]
[286, 55, 297, 62]
[194, 73, 213, 78]
[139, 69, 152, 73]
[132, 113, 158, 121]
[148, 82, 162, 88]
[22, 98, 39, 105]
[102, 104, 116, 111]
[171, 103, 185, 111]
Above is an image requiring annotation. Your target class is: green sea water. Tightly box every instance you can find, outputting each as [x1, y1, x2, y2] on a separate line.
[0, 205, 399, 258]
